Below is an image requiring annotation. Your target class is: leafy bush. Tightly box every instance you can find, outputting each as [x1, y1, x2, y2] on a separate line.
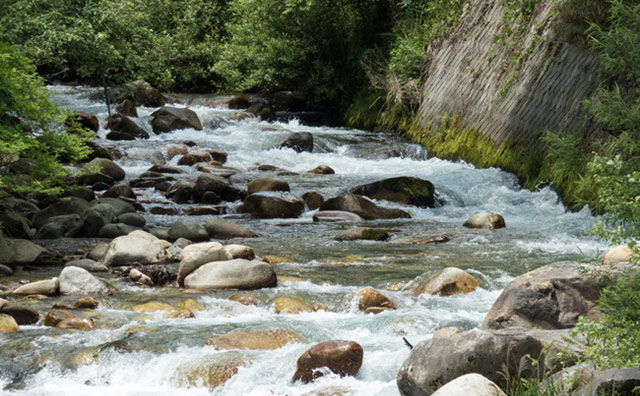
[0, 42, 92, 196]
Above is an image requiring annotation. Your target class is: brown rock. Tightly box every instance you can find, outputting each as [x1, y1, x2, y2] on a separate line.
[274, 296, 314, 314]
[165, 310, 195, 319]
[203, 329, 303, 350]
[183, 206, 225, 216]
[247, 176, 290, 194]
[229, 292, 260, 306]
[463, 212, 506, 229]
[131, 302, 175, 313]
[602, 245, 636, 266]
[292, 340, 363, 383]
[411, 267, 480, 297]
[205, 96, 251, 109]
[115, 99, 138, 117]
[356, 288, 397, 311]
[167, 144, 189, 159]
[44, 309, 80, 327]
[364, 307, 393, 315]
[150, 206, 178, 215]
[172, 356, 249, 391]
[74, 297, 100, 309]
[177, 150, 212, 166]
[307, 165, 335, 175]
[302, 192, 324, 210]
[56, 317, 95, 330]
[320, 193, 410, 220]
[0, 313, 20, 332]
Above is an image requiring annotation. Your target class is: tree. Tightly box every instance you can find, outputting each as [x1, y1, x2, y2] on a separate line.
[0, 41, 92, 197]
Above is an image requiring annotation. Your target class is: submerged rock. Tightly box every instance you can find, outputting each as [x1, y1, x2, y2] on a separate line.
[203, 329, 303, 350]
[273, 296, 315, 314]
[334, 227, 390, 241]
[292, 340, 363, 383]
[172, 356, 250, 391]
[320, 193, 410, 220]
[356, 288, 397, 312]
[313, 210, 363, 223]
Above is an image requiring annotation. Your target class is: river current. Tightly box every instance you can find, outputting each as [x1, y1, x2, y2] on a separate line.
[0, 86, 606, 395]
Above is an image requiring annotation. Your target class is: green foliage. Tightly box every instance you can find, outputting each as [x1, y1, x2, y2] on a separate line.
[0, 42, 92, 197]
[572, 270, 640, 369]
[554, 0, 609, 48]
[0, 0, 228, 91]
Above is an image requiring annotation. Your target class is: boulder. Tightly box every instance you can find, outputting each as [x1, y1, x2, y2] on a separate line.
[34, 214, 83, 239]
[66, 186, 96, 202]
[165, 180, 195, 203]
[0, 264, 13, 275]
[278, 132, 313, 153]
[482, 262, 603, 330]
[307, 165, 335, 175]
[91, 198, 136, 217]
[131, 302, 175, 312]
[410, 267, 480, 297]
[115, 99, 138, 117]
[274, 296, 314, 314]
[313, 210, 363, 223]
[102, 184, 136, 200]
[65, 258, 108, 273]
[302, 192, 324, 210]
[177, 241, 232, 286]
[193, 173, 244, 202]
[13, 278, 59, 296]
[12, 239, 63, 266]
[205, 219, 258, 239]
[66, 110, 99, 132]
[81, 203, 115, 237]
[0, 237, 16, 266]
[320, 193, 411, 220]
[352, 176, 437, 208]
[0, 210, 34, 239]
[82, 158, 126, 182]
[602, 245, 636, 266]
[0, 302, 39, 325]
[334, 227, 390, 241]
[87, 243, 109, 261]
[431, 374, 506, 396]
[247, 176, 290, 194]
[130, 268, 154, 286]
[224, 244, 255, 260]
[116, 212, 146, 227]
[102, 231, 169, 266]
[183, 259, 277, 290]
[121, 80, 168, 107]
[168, 144, 189, 159]
[182, 206, 225, 216]
[247, 102, 275, 121]
[151, 106, 203, 133]
[32, 197, 90, 229]
[149, 226, 171, 240]
[292, 340, 363, 383]
[106, 114, 148, 139]
[208, 150, 228, 164]
[43, 309, 79, 327]
[177, 150, 212, 166]
[58, 266, 115, 295]
[397, 328, 577, 396]
[172, 355, 250, 391]
[229, 292, 261, 306]
[98, 223, 141, 238]
[203, 329, 303, 350]
[463, 212, 506, 229]
[356, 288, 396, 312]
[169, 221, 209, 242]
[560, 367, 640, 396]
[241, 193, 304, 219]
[0, 314, 20, 332]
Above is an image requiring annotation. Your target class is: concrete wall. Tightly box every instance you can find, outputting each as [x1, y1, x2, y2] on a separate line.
[416, 0, 601, 149]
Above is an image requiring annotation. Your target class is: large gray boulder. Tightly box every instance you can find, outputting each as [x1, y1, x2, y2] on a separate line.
[82, 203, 115, 237]
[320, 193, 411, 220]
[241, 193, 304, 219]
[277, 132, 313, 153]
[165, 180, 195, 203]
[397, 328, 578, 396]
[351, 176, 437, 208]
[98, 223, 142, 238]
[150, 107, 203, 133]
[91, 198, 136, 217]
[32, 197, 90, 229]
[205, 219, 258, 239]
[102, 231, 169, 266]
[34, 214, 83, 239]
[482, 262, 604, 330]
[82, 158, 126, 182]
[58, 266, 115, 295]
[183, 259, 277, 290]
[12, 239, 63, 266]
[177, 241, 232, 286]
[0, 210, 34, 239]
[0, 238, 17, 267]
[169, 221, 209, 242]
[106, 114, 149, 139]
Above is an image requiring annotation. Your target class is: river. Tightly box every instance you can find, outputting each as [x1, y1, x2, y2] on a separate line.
[0, 85, 606, 396]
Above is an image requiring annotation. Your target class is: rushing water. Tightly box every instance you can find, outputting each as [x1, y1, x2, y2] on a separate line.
[0, 86, 607, 395]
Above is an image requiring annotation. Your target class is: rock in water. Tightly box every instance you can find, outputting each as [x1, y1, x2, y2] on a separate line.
[463, 212, 505, 229]
[58, 266, 115, 295]
[183, 259, 277, 290]
[351, 176, 437, 208]
[277, 132, 313, 153]
[241, 193, 304, 219]
[320, 193, 410, 220]
[178, 242, 232, 286]
[410, 267, 480, 297]
[151, 107, 203, 133]
[292, 340, 363, 383]
[203, 329, 303, 350]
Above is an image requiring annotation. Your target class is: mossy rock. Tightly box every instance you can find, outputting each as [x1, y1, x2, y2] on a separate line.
[351, 176, 437, 208]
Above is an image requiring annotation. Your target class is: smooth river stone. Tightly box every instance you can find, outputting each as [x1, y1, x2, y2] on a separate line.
[183, 259, 277, 290]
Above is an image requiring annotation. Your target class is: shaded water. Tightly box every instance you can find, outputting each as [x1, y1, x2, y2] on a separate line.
[0, 86, 606, 395]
